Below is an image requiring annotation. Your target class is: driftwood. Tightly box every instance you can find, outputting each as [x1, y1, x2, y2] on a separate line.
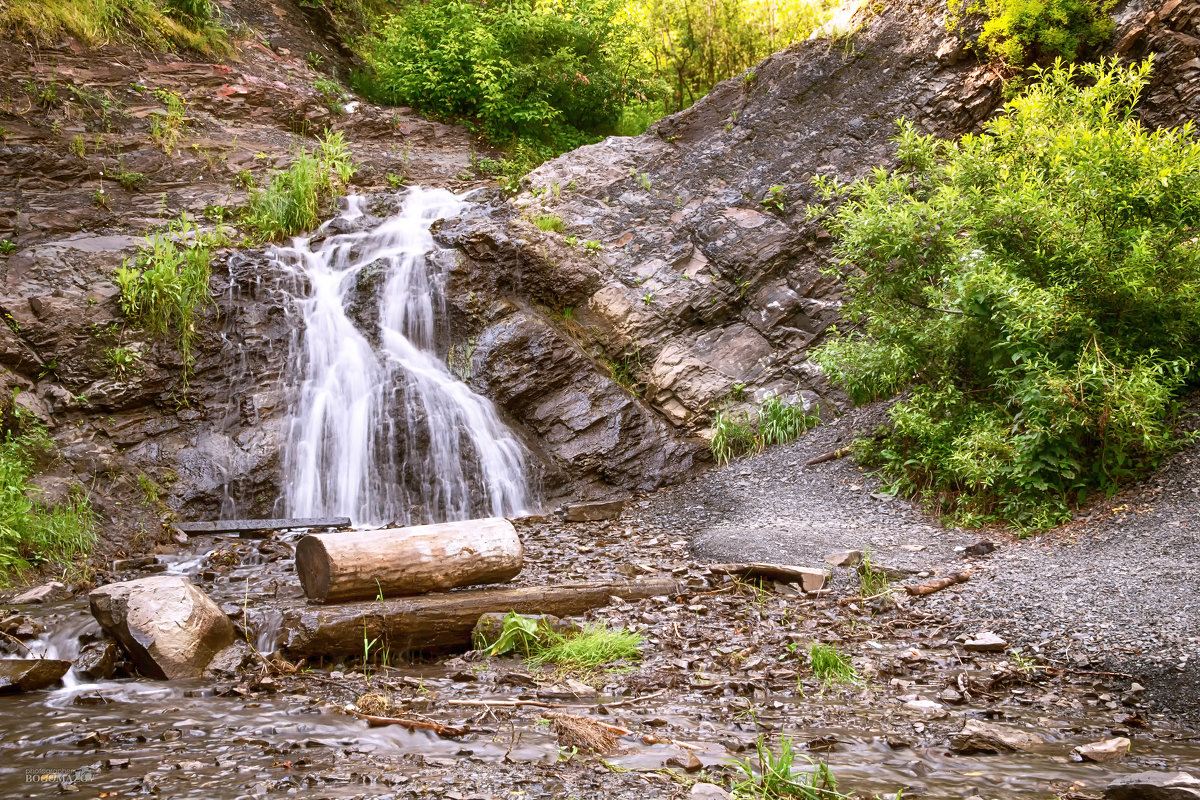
[281, 577, 686, 658]
[709, 563, 827, 593]
[904, 569, 974, 596]
[296, 518, 523, 603]
[174, 518, 350, 538]
[353, 711, 467, 737]
[804, 448, 851, 467]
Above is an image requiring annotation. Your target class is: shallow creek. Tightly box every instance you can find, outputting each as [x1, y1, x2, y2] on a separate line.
[1, 527, 1199, 799]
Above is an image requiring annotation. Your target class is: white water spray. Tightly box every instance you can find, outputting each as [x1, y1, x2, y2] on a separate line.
[275, 188, 529, 525]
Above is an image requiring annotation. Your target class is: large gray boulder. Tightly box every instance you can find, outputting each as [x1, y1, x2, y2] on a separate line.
[0, 659, 71, 692]
[89, 576, 235, 679]
[1105, 772, 1200, 800]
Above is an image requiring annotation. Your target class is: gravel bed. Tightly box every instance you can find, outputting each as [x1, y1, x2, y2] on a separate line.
[629, 403, 1200, 723]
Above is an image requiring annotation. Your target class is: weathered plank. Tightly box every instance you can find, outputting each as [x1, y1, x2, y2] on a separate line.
[173, 518, 351, 538]
[280, 577, 685, 658]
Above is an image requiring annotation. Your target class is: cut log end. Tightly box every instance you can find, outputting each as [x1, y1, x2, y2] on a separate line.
[295, 535, 332, 603]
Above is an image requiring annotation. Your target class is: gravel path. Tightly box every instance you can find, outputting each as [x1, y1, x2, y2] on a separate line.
[630, 402, 1200, 723]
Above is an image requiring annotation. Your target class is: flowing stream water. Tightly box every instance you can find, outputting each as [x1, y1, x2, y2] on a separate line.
[273, 188, 529, 525]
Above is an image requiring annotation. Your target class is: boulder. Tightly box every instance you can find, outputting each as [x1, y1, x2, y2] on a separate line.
[562, 499, 628, 522]
[10, 581, 71, 605]
[0, 658, 71, 692]
[949, 719, 1045, 754]
[963, 631, 1008, 652]
[1105, 772, 1200, 800]
[826, 550, 863, 568]
[89, 576, 235, 679]
[74, 640, 119, 680]
[1074, 737, 1131, 763]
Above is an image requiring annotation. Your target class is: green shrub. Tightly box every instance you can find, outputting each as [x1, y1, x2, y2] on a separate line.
[243, 131, 357, 240]
[950, 0, 1114, 65]
[712, 394, 818, 464]
[533, 213, 565, 233]
[358, 0, 654, 148]
[115, 212, 215, 376]
[812, 59, 1200, 530]
[0, 399, 96, 584]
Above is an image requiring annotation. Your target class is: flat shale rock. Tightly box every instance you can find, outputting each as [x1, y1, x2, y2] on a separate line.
[1105, 771, 1200, 800]
[0, 659, 71, 692]
[949, 719, 1045, 754]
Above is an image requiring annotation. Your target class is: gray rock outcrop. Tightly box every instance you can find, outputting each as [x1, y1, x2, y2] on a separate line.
[89, 576, 235, 679]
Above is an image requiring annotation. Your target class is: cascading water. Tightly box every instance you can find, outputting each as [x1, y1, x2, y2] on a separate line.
[274, 188, 529, 525]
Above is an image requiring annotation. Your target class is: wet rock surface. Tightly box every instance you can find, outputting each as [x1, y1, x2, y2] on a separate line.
[0, 658, 71, 692]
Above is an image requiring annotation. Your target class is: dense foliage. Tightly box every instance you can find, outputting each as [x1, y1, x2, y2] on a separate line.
[357, 0, 833, 152]
[360, 0, 653, 148]
[813, 59, 1200, 529]
[950, 0, 1114, 65]
[0, 398, 96, 584]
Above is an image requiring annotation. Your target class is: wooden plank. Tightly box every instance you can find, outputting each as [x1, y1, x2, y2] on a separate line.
[173, 518, 351, 537]
[279, 577, 685, 658]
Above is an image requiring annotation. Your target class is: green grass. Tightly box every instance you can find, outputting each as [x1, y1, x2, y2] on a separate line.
[857, 549, 890, 599]
[732, 734, 847, 799]
[533, 213, 565, 233]
[808, 642, 860, 688]
[149, 89, 187, 154]
[114, 212, 215, 379]
[0, 398, 96, 585]
[712, 394, 819, 464]
[477, 611, 642, 672]
[528, 624, 642, 670]
[0, 0, 230, 54]
[243, 131, 357, 241]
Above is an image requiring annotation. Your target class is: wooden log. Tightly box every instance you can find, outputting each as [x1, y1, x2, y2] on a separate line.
[295, 517, 523, 603]
[904, 568, 974, 596]
[803, 447, 851, 467]
[174, 518, 350, 538]
[708, 563, 828, 593]
[280, 577, 684, 658]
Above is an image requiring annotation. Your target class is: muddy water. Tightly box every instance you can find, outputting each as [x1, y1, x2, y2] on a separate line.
[2, 531, 1199, 799]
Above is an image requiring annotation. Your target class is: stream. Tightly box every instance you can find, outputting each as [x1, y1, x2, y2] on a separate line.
[1, 191, 1198, 798]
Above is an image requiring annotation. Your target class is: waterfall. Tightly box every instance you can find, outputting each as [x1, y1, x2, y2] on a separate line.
[274, 188, 529, 525]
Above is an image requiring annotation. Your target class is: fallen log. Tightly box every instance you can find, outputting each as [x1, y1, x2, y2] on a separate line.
[803, 447, 851, 467]
[296, 517, 523, 603]
[281, 577, 685, 658]
[353, 712, 467, 737]
[173, 518, 350, 538]
[904, 568, 974, 596]
[708, 563, 827, 593]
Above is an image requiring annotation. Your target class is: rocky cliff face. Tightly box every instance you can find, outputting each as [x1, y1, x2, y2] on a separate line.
[1, 0, 1195, 560]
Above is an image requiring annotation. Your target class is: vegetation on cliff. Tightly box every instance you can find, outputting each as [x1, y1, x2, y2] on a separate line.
[355, 0, 834, 159]
[0, 0, 229, 52]
[813, 58, 1200, 529]
[0, 398, 96, 584]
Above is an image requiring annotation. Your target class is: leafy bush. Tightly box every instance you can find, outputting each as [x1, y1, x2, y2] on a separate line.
[0, 399, 96, 584]
[115, 213, 215, 376]
[812, 59, 1200, 529]
[243, 131, 357, 241]
[358, 0, 655, 148]
[950, 0, 1114, 65]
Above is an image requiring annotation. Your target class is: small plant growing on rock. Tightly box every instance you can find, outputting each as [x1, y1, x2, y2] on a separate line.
[91, 188, 111, 209]
[313, 78, 346, 114]
[584, 240, 602, 253]
[232, 169, 255, 190]
[149, 89, 188, 154]
[533, 213, 565, 233]
[69, 134, 87, 158]
[105, 345, 141, 378]
[760, 184, 787, 212]
[243, 131, 358, 240]
[0, 240, 15, 256]
[711, 408, 759, 465]
[116, 162, 147, 191]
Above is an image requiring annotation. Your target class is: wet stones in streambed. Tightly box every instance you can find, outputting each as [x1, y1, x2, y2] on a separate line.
[89, 575, 235, 679]
[1105, 771, 1200, 799]
[74, 640, 121, 680]
[0, 658, 71, 692]
[949, 718, 1046, 753]
[8, 580, 71, 605]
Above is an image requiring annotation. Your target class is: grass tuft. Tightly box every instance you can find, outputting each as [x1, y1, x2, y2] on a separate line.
[533, 213, 565, 233]
[243, 131, 357, 241]
[0, 0, 230, 54]
[0, 395, 96, 585]
[732, 733, 848, 799]
[808, 641, 860, 689]
[478, 611, 642, 673]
